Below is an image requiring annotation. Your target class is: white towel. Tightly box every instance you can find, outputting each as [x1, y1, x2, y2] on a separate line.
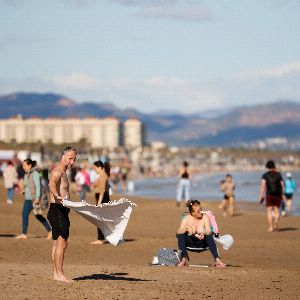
[214, 234, 234, 250]
[63, 198, 136, 246]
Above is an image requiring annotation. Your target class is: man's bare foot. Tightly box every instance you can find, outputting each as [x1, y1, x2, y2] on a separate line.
[89, 240, 105, 245]
[15, 234, 27, 239]
[56, 275, 73, 283]
[267, 227, 274, 232]
[273, 223, 279, 231]
[177, 257, 188, 267]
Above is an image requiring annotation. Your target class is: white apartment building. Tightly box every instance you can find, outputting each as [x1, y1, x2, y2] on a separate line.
[123, 118, 144, 148]
[0, 115, 144, 148]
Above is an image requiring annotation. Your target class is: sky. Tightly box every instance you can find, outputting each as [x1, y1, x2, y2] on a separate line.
[0, 0, 299, 113]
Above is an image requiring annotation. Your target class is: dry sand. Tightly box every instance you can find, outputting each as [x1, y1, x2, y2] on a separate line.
[0, 186, 300, 299]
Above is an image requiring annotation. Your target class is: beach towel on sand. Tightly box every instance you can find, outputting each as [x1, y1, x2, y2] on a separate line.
[63, 198, 136, 246]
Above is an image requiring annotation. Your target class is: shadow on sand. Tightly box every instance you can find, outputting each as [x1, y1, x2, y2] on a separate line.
[73, 273, 151, 282]
[277, 227, 298, 232]
[232, 213, 243, 217]
[0, 234, 16, 238]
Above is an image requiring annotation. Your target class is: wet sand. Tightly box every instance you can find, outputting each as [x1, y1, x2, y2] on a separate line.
[0, 187, 299, 299]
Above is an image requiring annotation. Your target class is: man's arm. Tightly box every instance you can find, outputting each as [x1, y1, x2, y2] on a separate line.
[49, 169, 63, 203]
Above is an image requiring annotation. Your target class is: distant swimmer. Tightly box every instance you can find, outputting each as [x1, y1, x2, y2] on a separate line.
[219, 174, 235, 217]
[258, 160, 284, 232]
[47, 146, 77, 283]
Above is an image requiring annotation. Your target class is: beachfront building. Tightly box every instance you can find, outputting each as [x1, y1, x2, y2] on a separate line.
[123, 118, 145, 148]
[0, 115, 144, 149]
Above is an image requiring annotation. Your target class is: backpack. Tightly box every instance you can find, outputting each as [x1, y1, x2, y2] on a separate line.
[266, 172, 282, 195]
[28, 170, 47, 214]
[156, 248, 180, 266]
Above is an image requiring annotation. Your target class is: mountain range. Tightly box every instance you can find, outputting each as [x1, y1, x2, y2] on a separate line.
[1, 92, 300, 147]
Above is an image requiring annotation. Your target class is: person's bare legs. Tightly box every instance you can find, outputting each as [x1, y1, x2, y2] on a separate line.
[219, 200, 228, 217]
[51, 240, 58, 280]
[89, 240, 105, 245]
[286, 199, 292, 212]
[267, 206, 274, 232]
[53, 236, 72, 283]
[228, 197, 234, 217]
[273, 206, 280, 230]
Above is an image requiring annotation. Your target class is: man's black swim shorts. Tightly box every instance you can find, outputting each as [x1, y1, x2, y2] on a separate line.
[47, 203, 70, 240]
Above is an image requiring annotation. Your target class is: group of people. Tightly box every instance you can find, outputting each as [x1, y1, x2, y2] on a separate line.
[174, 158, 298, 268]
[2, 148, 298, 278]
[72, 163, 130, 202]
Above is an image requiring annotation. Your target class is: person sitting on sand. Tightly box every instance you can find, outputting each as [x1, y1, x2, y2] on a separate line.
[176, 200, 226, 267]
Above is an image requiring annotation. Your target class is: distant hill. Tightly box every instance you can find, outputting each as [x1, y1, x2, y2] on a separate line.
[1, 92, 300, 147]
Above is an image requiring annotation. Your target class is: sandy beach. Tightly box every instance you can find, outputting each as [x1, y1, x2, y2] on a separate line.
[0, 186, 299, 300]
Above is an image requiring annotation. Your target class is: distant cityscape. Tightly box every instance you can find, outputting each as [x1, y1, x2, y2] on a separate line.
[0, 115, 145, 149]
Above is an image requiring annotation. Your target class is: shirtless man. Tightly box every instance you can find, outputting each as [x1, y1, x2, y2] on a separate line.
[177, 200, 226, 267]
[47, 147, 77, 283]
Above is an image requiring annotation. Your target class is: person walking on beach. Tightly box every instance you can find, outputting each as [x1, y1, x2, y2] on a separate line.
[258, 160, 284, 232]
[89, 160, 111, 245]
[176, 161, 191, 207]
[75, 166, 90, 201]
[219, 174, 235, 217]
[3, 161, 18, 204]
[15, 159, 52, 240]
[47, 147, 77, 283]
[283, 172, 297, 214]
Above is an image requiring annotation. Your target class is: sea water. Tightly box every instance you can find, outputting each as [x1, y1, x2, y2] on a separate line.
[129, 171, 300, 215]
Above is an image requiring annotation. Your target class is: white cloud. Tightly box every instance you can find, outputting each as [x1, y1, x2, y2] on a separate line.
[52, 72, 222, 112]
[1, 60, 300, 114]
[53, 73, 99, 89]
[238, 61, 300, 79]
[111, 0, 212, 22]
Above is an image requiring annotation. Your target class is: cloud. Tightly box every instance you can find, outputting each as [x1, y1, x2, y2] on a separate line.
[53, 61, 300, 113]
[2, 60, 300, 114]
[52, 73, 222, 112]
[111, 0, 212, 22]
[237, 60, 300, 79]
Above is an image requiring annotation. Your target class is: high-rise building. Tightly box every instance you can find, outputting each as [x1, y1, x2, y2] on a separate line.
[0, 115, 144, 148]
[123, 118, 145, 148]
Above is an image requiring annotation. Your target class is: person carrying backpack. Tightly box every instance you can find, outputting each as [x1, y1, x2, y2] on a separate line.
[258, 160, 284, 232]
[15, 159, 52, 239]
[283, 172, 297, 213]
